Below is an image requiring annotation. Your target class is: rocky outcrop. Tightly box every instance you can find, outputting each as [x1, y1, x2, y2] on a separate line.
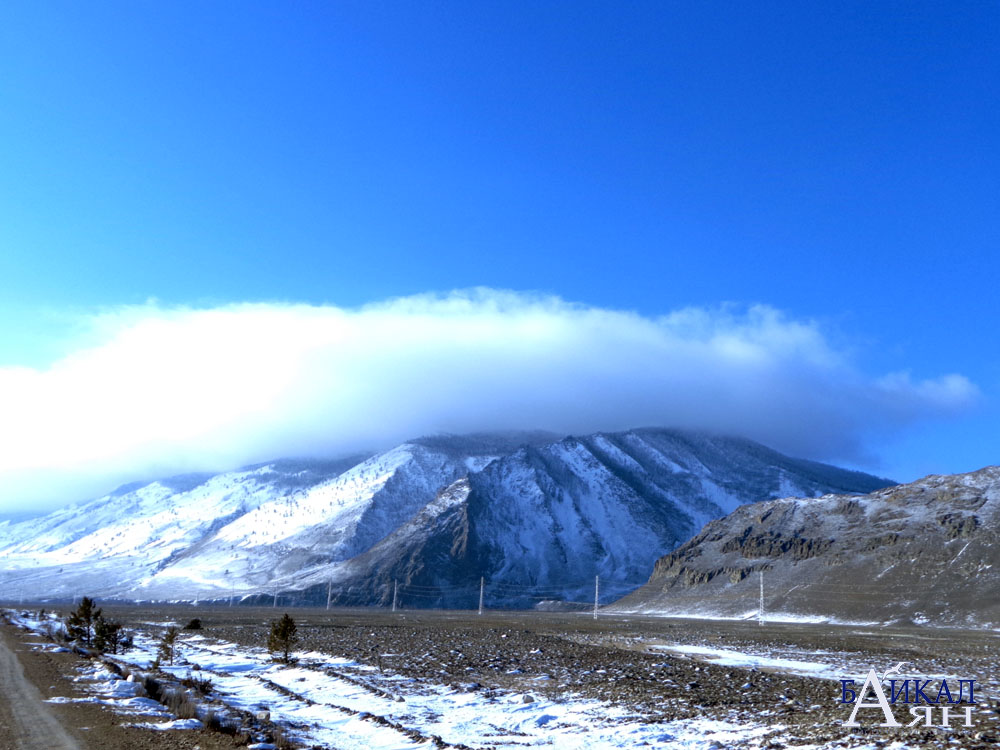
[612, 466, 1000, 627]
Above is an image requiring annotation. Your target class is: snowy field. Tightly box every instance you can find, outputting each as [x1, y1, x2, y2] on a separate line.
[6, 609, 780, 749]
[6, 607, 988, 750]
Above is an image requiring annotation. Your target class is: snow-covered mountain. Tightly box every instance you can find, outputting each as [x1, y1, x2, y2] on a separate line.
[292, 429, 893, 608]
[0, 429, 891, 606]
[612, 465, 1000, 626]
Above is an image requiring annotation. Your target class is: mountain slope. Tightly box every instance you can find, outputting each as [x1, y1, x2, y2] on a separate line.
[284, 429, 893, 608]
[0, 428, 892, 606]
[612, 465, 1000, 626]
[0, 456, 365, 598]
[0, 434, 553, 600]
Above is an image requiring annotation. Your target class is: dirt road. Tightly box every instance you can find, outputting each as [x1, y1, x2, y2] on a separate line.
[0, 627, 80, 750]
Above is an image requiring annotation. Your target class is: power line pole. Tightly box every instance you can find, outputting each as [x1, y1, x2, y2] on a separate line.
[273, 585, 278, 608]
[593, 575, 600, 620]
[326, 579, 332, 610]
[478, 576, 484, 616]
[392, 579, 398, 612]
[758, 571, 764, 626]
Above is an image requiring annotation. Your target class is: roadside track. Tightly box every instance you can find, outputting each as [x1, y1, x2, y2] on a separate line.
[0, 626, 80, 750]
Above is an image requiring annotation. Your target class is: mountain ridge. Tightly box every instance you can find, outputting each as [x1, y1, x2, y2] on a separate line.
[0, 428, 893, 606]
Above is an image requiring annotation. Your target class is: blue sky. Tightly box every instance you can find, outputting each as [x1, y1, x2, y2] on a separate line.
[0, 2, 997, 508]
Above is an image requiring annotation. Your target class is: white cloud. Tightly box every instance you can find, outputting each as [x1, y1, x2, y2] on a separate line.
[0, 289, 978, 510]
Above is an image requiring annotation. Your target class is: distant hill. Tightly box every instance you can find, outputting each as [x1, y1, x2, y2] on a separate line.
[612, 466, 1000, 627]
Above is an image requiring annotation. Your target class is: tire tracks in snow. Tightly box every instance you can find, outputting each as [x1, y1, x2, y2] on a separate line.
[179, 638, 477, 749]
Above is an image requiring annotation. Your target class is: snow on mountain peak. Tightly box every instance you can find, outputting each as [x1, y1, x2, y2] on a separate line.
[0, 429, 892, 604]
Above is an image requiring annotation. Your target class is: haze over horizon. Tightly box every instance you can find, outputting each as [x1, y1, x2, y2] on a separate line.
[1, 3, 997, 511]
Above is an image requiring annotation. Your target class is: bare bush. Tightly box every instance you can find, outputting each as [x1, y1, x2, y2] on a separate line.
[204, 709, 251, 743]
[180, 672, 213, 696]
[271, 724, 296, 749]
[163, 688, 199, 720]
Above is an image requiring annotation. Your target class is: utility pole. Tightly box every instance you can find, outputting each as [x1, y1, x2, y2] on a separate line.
[392, 579, 398, 613]
[758, 571, 764, 626]
[593, 575, 600, 620]
[478, 576, 484, 616]
[326, 580, 333, 610]
[273, 585, 278, 608]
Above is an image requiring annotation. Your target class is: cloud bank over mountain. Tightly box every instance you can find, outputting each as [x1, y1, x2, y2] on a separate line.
[0, 289, 977, 510]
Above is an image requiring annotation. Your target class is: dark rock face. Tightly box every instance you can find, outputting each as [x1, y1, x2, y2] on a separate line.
[298, 429, 892, 609]
[613, 466, 1000, 627]
[720, 528, 833, 560]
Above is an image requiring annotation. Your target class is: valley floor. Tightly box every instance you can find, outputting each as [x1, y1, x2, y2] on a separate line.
[3, 605, 999, 749]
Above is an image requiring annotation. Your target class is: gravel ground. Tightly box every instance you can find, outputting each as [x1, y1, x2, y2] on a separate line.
[9, 604, 1000, 749]
[0, 618, 250, 750]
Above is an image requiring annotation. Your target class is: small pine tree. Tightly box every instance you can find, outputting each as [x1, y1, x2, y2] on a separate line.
[93, 616, 130, 654]
[267, 613, 297, 663]
[66, 597, 102, 647]
[156, 626, 180, 667]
